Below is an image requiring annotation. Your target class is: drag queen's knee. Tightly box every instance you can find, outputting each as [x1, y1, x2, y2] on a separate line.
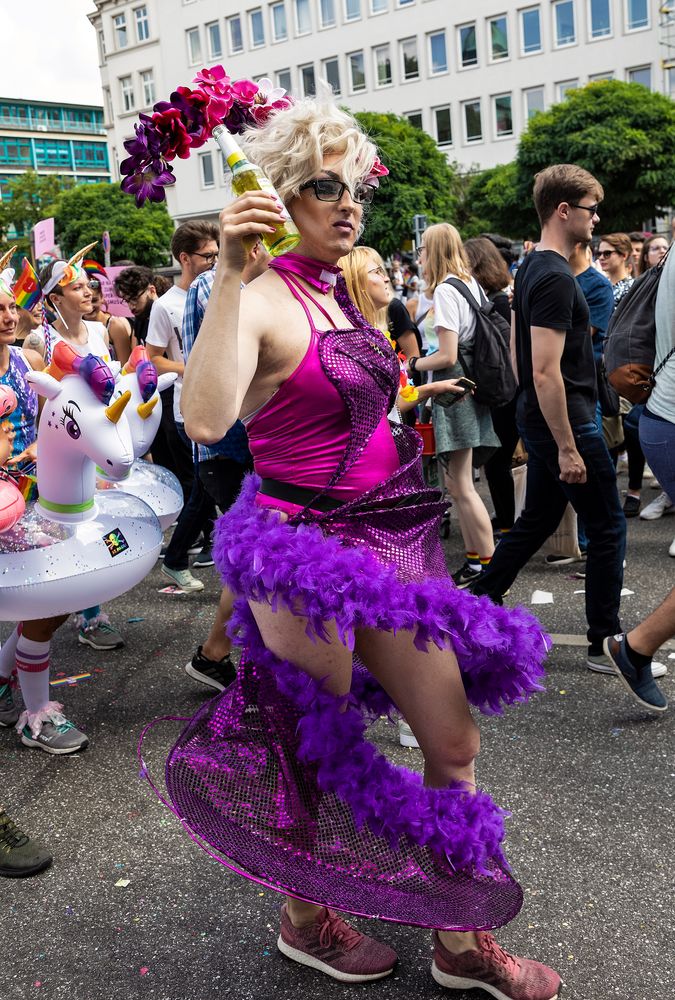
[434, 719, 480, 775]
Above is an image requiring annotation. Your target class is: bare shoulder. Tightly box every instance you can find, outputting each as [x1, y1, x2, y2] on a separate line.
[108, 315, 131, 334]
[240, 270, 288, 339]
[22, 347, 45, 371]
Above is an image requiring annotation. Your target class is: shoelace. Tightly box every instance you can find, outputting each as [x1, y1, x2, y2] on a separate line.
[478, 933, 520, 977]
[52, 719, 77, 736]
[0, 814, 29, 850]
[318, 911, 363, 952]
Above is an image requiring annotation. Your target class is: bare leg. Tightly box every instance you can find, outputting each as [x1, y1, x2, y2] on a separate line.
[22, 615, 69, 643]
[201, 587, 235, 662]
[444, 449, 494, 558]
[628, 586, 675, 656]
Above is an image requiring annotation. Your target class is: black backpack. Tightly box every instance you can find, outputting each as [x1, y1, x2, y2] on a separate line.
[604, 246, 675, 404]
[442, 277, 517, 407]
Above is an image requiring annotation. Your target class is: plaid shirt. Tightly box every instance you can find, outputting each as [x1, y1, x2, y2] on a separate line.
[181, 269, 251, 464]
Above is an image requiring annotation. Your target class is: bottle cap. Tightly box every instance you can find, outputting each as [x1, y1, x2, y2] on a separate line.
[226, 151, 246, 169]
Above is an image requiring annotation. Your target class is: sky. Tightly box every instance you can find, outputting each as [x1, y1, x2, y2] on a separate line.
[1, 1, 102, 105]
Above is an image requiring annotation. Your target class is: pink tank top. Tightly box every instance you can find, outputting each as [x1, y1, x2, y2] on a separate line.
[246, 273, 399, 501]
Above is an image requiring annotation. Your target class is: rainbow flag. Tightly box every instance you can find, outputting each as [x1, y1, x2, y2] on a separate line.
[12, 258, 40, 310]
[82, 259, 108, 279]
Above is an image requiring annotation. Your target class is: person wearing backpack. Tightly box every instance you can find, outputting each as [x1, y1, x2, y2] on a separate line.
[471, 165, 665, 711]
[407, 224, 499, 588]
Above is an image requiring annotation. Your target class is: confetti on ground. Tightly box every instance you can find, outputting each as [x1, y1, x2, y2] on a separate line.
[115, 878, 131, 888]
[573, 589, 585, 595]
[669, 653, 675, 660]
[611, 728, 623, 736]
[50, 673, 91, 687]
[139, 967, 150, 976]
[559, 690, 567, 695]
[620, 588, 635, 596]
[127, 616, 145, 623]
[157, 586, 186, 595]
[531, 590, 554, 605]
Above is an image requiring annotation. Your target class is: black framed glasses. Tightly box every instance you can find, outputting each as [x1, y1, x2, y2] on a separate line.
[596, 249, 618, 259]
[191, 251, 219, 265]
[299, 177, 375, 205]
[569, 203, 600, 215]
[415, 245, 425, 258]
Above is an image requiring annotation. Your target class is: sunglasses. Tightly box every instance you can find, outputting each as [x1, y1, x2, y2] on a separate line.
[596, 250, 618, 259]
[299, 177, 375, 205]
[569, 203, 600, 215]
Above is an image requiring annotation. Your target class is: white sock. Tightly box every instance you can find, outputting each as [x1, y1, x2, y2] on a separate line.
[15, 636, 51, 714]
[0, 625, 21, 680]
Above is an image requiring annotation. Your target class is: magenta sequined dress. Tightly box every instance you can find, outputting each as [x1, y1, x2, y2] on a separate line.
[152, 273, 549, 931]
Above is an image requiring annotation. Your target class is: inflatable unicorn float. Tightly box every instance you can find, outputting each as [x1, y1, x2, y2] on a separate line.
[0, 341, 163, 619]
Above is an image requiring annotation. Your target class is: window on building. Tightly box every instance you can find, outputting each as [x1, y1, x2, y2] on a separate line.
[134, 6, 150, 42]
[199, 151, 215, 188]
[400, 37, 419, 80]
[348, 51, 366, 91]
[553, 0, 575, 45]
[227, 16, 243, 53]
[520, 7, 541, 53]
[186, 27, 202, 64]
[120, 76, 135, 112]
[374, 44, 392, 86]
[104, 87, 113, 124]
[295, 0, 311, 33]
[406, 110, 423, 129]
[344, 0, 361, 18]
[72, 141, 108, 167]
[97, 29, 106, 63]
[524, 86, 545, 118]
[434, 106, 452, 145]
[428, 31, 448, 74]
[626, 0, 649, 30]
[299, 63, 316, 96]
[557, 79, 578, 99]
[371, 0, 387, 12]
[489, 15, 509, 60]
[271, 2, 288, 40]
[397, 0, 414, 5]
[588, 0, 611, 37]
[322, 57, 341, 94]
[628, 65, 652, 88]
[113, 13, 128, 49]
[140, 70, 155, 106]
[276, 69, 292, 94]
[206, 21, 222, 57]
[458, 24, 478, 68]
[667, 65, 675, 96]
[493, 93, 513, 136]
[249, 8, 265, 46]
[589, 70, 613, 80]
[320, 0, 336, 27]
[463, 100, 482, 142]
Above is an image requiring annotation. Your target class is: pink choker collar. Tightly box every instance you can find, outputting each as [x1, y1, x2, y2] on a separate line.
[269, 252, 342, 295]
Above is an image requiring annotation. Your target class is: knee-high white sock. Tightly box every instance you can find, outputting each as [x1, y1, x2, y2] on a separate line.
[15, 637, 57, 736]
[0, 624, 22, 680]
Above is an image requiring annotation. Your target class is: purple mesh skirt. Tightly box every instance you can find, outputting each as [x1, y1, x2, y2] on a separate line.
[149, 428, 549, 931]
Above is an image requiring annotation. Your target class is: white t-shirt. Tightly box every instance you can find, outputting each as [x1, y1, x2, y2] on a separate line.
[146, 285, 187, 423]
[47, 321, 111, 363]
[432, 274, 482, 347]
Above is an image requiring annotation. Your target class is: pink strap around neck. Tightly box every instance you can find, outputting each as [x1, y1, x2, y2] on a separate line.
[269, 251, 342, 296]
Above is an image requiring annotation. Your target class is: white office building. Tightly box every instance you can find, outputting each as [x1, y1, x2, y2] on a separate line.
[90, 0, 666, 223]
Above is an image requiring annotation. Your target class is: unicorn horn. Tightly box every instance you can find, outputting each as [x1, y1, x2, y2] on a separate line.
[137, 396, 158, 420]
[68, 242, 98, 266]
[105, 390, 131, 423]
[0, 246, 18, 271]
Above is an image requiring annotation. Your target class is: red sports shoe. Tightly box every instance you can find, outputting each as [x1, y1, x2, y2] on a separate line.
[277, 904, 397, 982]
[431, 930, 561, 1000]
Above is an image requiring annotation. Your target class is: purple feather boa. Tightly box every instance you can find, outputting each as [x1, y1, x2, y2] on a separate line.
[214, 476, 549, 716]
[230, 600, 509, 873]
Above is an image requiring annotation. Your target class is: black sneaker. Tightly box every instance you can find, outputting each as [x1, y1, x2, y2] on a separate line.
[622, 495, 641, 518]
[451, 562, 482, 589]
[602, 635, 668, 713]
[185, 646, 236, 692]
[192, 547, 215, 569]
[0, 810, 52, 878]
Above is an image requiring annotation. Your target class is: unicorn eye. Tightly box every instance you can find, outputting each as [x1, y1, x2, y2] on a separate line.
[61, 405, 81, 440]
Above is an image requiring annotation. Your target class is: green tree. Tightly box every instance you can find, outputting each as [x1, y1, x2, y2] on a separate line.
[0, 171, 67, 259]
[55, 182, 174, 266]
[460, 162, 531, 239]
[354, 111, 462, 255]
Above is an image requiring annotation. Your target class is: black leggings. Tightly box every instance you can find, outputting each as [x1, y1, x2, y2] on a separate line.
[484, 397, 519, 530]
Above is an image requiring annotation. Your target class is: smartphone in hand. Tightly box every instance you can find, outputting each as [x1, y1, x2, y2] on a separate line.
[434, 376, 476, 408]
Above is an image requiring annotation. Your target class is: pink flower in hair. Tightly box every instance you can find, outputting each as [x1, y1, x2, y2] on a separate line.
[150, 107, 192, 160]
[250, 78, 294, 125]
[231, 79, 260, 107]
[193, 65, 232, 97]
[369, 157, 389, 178]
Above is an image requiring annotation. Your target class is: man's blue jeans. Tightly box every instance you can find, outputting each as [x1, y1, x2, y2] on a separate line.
[473, 421, 626, 648]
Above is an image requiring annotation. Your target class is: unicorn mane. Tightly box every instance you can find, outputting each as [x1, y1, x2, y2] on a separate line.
[47, 341, 115, 404]
[122, 345, 158, 402]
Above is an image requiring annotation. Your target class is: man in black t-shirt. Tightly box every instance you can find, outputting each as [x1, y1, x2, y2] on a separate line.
[472, 165, 663, 710]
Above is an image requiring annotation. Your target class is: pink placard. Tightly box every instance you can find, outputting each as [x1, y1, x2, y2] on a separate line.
[99, 265, 133, 318]
[33, 218, 55, 257]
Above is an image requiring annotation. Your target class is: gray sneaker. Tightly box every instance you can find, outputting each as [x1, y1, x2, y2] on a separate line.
[0, 810, 52, 878]
[21, 716, 89, 755]
[161, 565, 204, 592]
[78, 622, 125, 650]
[0, 682, 19, 728]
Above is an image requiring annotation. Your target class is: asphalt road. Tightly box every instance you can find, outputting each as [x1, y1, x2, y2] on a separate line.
[3, 472, 674, 1000]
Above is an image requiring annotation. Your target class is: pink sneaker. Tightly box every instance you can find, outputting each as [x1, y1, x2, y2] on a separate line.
[277, 904, 397, 982]
[431, 930, 561, 1000]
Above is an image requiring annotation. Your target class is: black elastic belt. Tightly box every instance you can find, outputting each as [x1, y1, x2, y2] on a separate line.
[258, 478, 344, 512]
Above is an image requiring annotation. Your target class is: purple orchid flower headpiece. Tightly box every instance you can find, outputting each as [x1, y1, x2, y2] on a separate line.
[120, 64, 388, 206]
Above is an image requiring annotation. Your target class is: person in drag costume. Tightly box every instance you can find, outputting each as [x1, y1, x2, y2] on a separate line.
[129, 71, 560, 999]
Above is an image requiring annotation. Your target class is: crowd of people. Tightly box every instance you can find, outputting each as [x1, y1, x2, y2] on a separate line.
[2, 93, 674, 1000]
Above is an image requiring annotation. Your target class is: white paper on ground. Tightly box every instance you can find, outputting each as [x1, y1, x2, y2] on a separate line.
[620, 588, 635, 596]
[531, 590, 554, 605]
[573, 590, 585, 595]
